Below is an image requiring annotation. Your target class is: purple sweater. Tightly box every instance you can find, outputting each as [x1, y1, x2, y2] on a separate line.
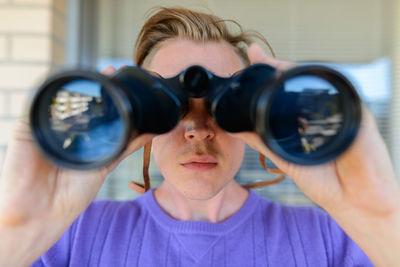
[32, 189, 373, 266]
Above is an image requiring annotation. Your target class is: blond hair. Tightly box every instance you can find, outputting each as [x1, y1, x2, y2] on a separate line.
[134, 7, 274, 67]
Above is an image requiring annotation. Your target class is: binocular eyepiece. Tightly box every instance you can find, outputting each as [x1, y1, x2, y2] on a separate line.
[30, 63, 361, 169]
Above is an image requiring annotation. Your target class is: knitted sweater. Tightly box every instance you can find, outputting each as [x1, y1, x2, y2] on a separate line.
[32, 189, 373, 266]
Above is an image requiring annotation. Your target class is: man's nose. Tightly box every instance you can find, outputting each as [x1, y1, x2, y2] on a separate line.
[183, 100, 215, 141]
[184, 121, 215, 141]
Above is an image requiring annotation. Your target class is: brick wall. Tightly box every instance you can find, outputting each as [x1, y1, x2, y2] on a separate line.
[0, 0, 66, 172]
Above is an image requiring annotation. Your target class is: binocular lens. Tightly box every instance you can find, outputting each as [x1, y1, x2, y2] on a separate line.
[270, 75, 341, 154]
[263, 70, 359, 164]
[31, 77, 127, 167]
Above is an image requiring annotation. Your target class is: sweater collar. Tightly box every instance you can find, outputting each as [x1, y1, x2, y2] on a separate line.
[141, 188, 260, 234]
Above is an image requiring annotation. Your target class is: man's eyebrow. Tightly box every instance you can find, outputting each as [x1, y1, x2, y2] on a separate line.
[147, 70, 163, 78]
[146, 67, 244, 79]
[231, 67, 246, 76]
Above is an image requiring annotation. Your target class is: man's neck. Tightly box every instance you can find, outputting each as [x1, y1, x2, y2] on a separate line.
[153, 181, 249, 223]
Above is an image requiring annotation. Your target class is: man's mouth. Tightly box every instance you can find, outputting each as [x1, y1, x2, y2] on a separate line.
[180, 155, 218, 171]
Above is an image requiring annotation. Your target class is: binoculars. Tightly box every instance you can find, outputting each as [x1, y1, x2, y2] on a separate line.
[29, 63, 361, 169]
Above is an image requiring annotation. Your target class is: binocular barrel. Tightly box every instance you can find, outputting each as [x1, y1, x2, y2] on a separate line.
[29, 64, 361, 169]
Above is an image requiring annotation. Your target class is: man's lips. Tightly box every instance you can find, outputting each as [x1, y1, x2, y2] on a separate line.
[180, 155, 218, 171]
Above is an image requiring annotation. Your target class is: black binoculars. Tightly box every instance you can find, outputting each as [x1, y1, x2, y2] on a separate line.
[29, 63, 361, 169]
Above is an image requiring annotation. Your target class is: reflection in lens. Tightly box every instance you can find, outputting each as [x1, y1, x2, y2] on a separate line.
[38, 79, 125, 163]
[269, 75, 343, 158]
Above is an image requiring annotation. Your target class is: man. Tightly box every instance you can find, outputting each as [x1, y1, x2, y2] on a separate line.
[1, 7, 399, 266]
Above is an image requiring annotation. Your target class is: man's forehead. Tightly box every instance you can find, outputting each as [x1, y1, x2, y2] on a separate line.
[147, 39, 243, 78]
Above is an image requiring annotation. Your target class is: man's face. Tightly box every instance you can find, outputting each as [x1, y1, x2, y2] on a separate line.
[147, 39, 246, 200]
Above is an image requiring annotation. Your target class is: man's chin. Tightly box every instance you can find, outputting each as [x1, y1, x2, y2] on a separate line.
[180, 184, 224, 201]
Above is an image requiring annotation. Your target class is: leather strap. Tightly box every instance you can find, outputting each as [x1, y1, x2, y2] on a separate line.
[128, 140, 152, 193]
[129, 143, 285, 193]
[242, 153, 286, 189]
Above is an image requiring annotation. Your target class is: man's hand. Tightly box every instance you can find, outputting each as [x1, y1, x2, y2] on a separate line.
[233, 43, 400, 267]
[0, 66, 154, 266]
